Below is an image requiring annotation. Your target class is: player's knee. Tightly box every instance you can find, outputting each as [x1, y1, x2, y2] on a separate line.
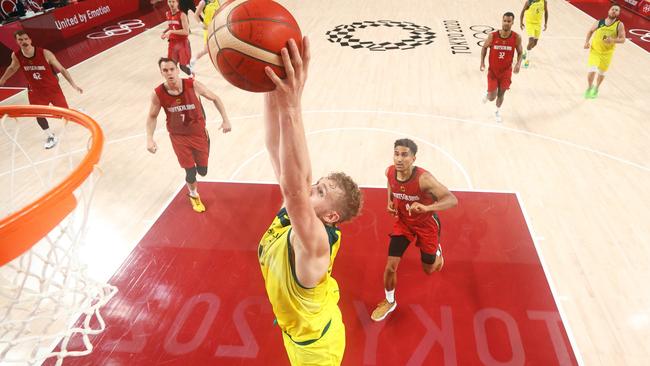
[196, 166, 208, 176]
[385, 261, 398, 274]
[185, 167, 197, 183]
[36, 117, 49, 130]
[487, 93, 497, 101]
[422, 264, 435, 275]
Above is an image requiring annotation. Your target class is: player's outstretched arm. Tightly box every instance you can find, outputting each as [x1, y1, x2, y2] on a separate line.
[480, 33, 493, 71]
[520, 1, 530, 30]
[584, 21, 598, 49]
[514, 33, 523, 73]
[408, 173, 458, 215]
[0, 53, 20, 86]
[615, 22, 626, 44]
[264, 93, 282, 180]
[544, 0, 549, 30]
[146, 92, 162, 154]
[386, 167, 397, 215]
[44, 49, 82, 93]
[193, 80, 231, 133]
[265, 37, 330, 287]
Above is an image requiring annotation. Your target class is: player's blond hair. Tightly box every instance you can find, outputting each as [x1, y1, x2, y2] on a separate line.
[327, 172, 362, 223]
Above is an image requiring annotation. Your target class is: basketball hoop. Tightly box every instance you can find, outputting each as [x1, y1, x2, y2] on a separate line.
[0, 105, 117, 365]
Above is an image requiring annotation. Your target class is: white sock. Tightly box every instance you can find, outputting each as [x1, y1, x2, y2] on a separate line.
[44, 128, 54, 138]
[496, 108, 500, 114]
[385, 289, 395, 303]
[527, 49, 532, 60]
[188, 187, 198, 197]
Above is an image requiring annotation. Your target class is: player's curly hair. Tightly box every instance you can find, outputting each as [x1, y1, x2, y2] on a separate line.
[327, 172, 363, 223]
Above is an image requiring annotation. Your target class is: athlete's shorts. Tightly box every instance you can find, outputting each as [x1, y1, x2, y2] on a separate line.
[282, 307, 345, 366]
[588, 50, 613, 73]
[487, 67, 512, 93]
[168, 38, 192, 65]
[169, 129, 210, 169]
[525, 22, 542, 39]
[28, 87, 68, 108]
[390, 213, 441, 255]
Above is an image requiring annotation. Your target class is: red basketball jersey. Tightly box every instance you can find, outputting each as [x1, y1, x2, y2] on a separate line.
[14, 47, 60, 92]
[488, 30, 518, 71]
[155, 78, 206, 136]
[166, 10, 187, 41]
[386, 165, 435, 226]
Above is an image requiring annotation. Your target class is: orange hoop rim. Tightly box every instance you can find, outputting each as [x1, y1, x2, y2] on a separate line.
[0, 105, 103, 265]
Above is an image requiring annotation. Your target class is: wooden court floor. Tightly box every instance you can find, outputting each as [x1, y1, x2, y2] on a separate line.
[1, 0, 649, 364]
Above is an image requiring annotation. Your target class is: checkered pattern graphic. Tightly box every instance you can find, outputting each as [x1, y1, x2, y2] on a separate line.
[326, 20, 436, 51]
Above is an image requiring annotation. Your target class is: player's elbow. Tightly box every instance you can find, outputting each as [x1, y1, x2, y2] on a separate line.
[279, 178, 310, 199]
[448, 194, 458, 208]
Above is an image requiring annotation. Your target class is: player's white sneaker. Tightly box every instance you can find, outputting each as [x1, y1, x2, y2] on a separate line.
[495, 110, 502, 123]
[44, 135, 58, 149]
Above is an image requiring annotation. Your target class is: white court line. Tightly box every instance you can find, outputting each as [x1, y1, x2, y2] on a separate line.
[190, 179, 585, 362]
[2, 108, 649, 179]
[228, 126, 474, 189]
[515, 191, 585, 366]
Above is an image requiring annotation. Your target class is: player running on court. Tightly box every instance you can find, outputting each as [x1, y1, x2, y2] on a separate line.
[520, 0, 548, 68]
[371, 138, 457, 322]
[162, 0, 193, 76]
[583, 4, 626, 99]
[481, 12, 523, 123]
[146, 57, 231, 212]
[0, 30, 83, 149]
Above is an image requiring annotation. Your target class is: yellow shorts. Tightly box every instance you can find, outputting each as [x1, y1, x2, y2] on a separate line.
[281, 311, 346, 366]
[588, 50, 613, 72]
[525, 22, 542, 39]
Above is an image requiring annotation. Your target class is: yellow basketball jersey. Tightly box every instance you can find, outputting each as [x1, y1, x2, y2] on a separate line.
[525, 0, 545, 24]
[258, 208, 342, 344]
[203, 0, 220, 26]
[591, 19, 620, 54]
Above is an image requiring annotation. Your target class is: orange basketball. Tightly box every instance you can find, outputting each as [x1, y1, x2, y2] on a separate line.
[207, 0, 302, 93]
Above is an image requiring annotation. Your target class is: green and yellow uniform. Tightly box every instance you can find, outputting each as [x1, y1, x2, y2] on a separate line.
[258, 208, 345, 365]
[203, 0, 220, 43]
[525, 0, 545, 39]
[588, 18, 620, 72]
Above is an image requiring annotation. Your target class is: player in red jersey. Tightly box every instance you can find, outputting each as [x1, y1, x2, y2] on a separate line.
[0, 30, 83, 149]
[162, 0, 193, 76]
[371, 138, 458, 321]
[480, 12, 523, 123]
[146, 57, 231, 212]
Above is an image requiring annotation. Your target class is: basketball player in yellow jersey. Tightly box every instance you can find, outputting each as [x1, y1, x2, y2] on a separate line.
[258, 37, 362, 365]
[519, 0, 548, 68]
[190, 0, 220, 68]
[584, 5, 626, 99]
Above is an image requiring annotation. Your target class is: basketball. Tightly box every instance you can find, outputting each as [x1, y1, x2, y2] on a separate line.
[206, 0, 303, 93]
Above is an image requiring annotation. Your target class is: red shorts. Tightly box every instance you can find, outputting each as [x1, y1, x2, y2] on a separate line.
[487, 67, 512, 93]
[391, 214, 441, 255]
[168, 38, 191, 65]
[28, 87, 68, 108]
[169, 130, 210, 169]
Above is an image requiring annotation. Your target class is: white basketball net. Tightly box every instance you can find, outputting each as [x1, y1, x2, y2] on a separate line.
[0, 112, 117, 365]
